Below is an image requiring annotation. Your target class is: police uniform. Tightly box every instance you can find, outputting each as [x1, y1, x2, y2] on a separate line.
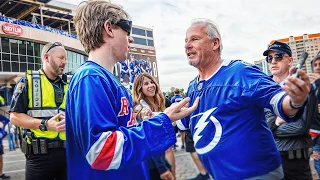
[9, 69, 68, 180]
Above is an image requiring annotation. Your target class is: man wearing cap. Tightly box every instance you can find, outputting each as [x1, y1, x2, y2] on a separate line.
[309, 52, 320, 177]
[264, 41, 318, 180]
[9, 42, 68, 180]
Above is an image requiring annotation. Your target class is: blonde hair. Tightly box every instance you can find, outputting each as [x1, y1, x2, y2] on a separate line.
[74, 0, 130, 53]
[132, 73, 165, 112]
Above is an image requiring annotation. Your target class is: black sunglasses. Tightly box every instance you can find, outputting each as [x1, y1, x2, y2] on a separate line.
[266, 53, 285, 63]
[113, 19, 132, 36]
[46, 42, 63, 54]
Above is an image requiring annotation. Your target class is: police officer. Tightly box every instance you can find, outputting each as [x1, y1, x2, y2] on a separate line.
[9, 42, 68, 180]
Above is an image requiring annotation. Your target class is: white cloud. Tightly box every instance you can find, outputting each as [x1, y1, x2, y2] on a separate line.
[59, 0, 320, 91]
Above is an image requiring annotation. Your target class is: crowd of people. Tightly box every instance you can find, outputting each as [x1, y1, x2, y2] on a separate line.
[0, 0, 318, 180]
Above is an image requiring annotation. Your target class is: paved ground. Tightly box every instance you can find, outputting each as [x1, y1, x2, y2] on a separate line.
[173, 134, 320, 180]
[2, 140, 25, 180]
[172, 146, 199, 180]
[1, 136, 319, 180]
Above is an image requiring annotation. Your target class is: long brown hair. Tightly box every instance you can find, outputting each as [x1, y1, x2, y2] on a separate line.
[132, 73, 165, 112]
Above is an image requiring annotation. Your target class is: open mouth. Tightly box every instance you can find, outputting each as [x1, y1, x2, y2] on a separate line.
[187, 52, 196, 58]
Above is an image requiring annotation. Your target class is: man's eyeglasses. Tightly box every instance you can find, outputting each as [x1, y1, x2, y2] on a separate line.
[266, 53, 286, 63]
[113, 19, 132, 36]
[46, 42, 63, 54]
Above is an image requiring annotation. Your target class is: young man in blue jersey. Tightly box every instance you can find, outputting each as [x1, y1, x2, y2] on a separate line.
[67, 1, 199, 180]
[176, 18, 311, 179]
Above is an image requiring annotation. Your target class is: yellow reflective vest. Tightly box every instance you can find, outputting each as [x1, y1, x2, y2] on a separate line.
[0, 96, 4, 106]
[26, 70, 69, 141]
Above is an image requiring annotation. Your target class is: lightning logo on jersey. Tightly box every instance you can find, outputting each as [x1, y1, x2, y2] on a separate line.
[192, 107, 222, 154]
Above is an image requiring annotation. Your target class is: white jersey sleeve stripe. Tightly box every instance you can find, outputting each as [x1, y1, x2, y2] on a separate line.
[176, 120, 188, 131]
[270, 91, 286, 118]
[85, 131, 124, 170]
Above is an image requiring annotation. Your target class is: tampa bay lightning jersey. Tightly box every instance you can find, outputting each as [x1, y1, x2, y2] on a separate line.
[65, 61, 176, 180]
[119, 60, 129, 72]
[177, 60, 293, 179]
[171, 95, 183, 103]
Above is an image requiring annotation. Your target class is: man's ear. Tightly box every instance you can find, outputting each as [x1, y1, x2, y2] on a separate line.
[288, 57, 294, 66]
[104, 21, 115, 38]
[212, 38, 220, 51]
[43, 53, 49, 63]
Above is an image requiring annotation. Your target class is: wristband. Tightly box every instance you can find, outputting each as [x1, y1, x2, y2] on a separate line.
[289, 99, 305, 110]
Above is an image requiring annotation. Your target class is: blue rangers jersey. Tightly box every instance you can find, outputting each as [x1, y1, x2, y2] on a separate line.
[176, 60, 299, 179]
[66, 61, 176, 180]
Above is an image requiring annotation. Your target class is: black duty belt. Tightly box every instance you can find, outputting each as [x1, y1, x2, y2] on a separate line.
[47, 140, 66, 149]
[29, 139, 65, 155]
[280, 148, 312, 160]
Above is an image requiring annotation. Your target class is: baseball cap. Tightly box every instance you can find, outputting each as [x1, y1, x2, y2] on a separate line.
[263, 41, 292, 57]
[312, 51, 320, 64]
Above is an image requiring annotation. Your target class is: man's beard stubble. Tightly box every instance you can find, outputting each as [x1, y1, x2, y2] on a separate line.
[49, 59, 63, 76]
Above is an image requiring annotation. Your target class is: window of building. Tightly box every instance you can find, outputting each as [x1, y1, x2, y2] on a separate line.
[35, 57, 41, 65]
[132, 27, 146, 36]
[26, 42, 34, 56]
[3, 61, 10, 72]
[20, 63, 27, 72]
[1, 38, 10, 53]
[133, 37, 147, 46]
[147, 30, 153, 38]
[147, 40, 154, 47]
[28, 63, 35, 71]
[0, 37, 87, 73]
[11, 54, 18, 62]
[19, 40, 27, 55]
[20, 55, 27, 62]
[11, 62, 19, 72]
[28, 56, 34, 64]
[10, 39, 18, 54]
[35, 63, 41, 70]
[2, 53, 9, 61]
[34, 43, 41, 57]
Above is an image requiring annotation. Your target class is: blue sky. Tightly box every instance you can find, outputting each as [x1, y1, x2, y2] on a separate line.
[58, 0, 320, 91]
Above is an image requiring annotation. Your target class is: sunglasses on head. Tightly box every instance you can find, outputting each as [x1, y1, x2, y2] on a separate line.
[46, 42, 63, 54]
[266, 53, 286, 63]
[113, 19, 132, 36]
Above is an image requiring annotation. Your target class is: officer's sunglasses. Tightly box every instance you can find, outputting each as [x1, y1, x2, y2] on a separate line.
[266, 53, 287, 63]
[46, 42, 63, 54]
[112, 19, 132, 36]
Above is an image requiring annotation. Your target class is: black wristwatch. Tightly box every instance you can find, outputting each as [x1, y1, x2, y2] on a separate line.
[39, 119, 48, 131]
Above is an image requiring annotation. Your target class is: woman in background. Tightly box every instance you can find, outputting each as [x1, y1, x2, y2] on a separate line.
[133, 73, 175, 180]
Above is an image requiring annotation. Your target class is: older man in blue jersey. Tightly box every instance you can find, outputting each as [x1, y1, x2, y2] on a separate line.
[66, 1, 199, 180]
[176, 18, 310, 179]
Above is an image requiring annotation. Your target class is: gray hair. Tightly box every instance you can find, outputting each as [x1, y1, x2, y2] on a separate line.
[190, 18, 223, 54]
